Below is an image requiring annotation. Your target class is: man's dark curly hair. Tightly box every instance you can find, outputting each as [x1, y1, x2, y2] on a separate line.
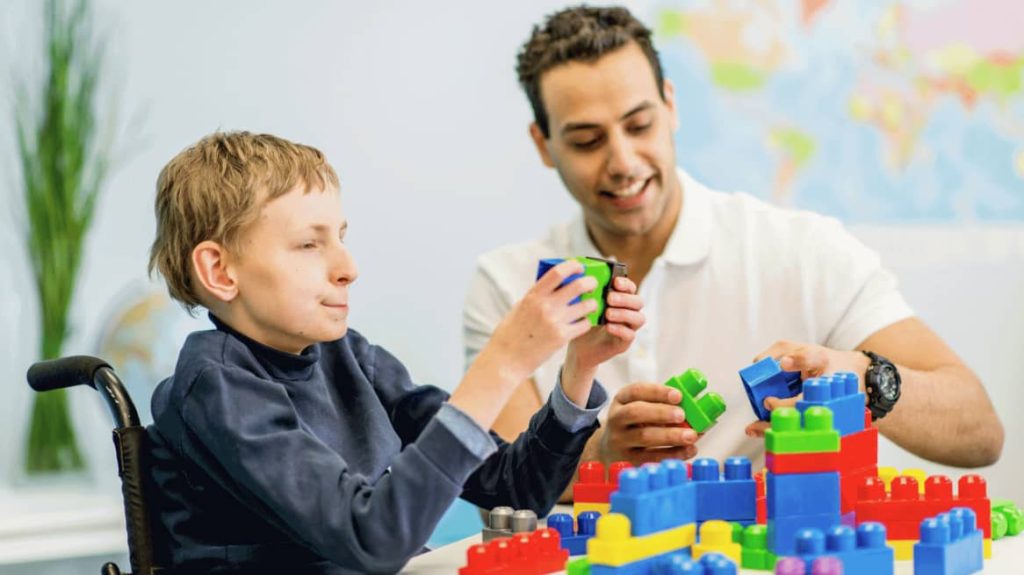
[516, 5, 667, 138]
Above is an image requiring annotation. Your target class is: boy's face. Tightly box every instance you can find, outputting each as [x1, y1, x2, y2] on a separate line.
[530, 42, 680, 239]
[226, 185, 358, 354]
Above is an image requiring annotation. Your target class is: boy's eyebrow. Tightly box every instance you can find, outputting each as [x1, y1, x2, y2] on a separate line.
[306, 221, 348, 234]
[560, 101, 656, 134]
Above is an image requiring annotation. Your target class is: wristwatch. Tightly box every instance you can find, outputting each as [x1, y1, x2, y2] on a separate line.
[862, 350, 901, 421]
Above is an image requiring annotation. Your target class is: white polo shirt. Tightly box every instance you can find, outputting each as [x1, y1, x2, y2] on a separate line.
[463, 168, 913, 464]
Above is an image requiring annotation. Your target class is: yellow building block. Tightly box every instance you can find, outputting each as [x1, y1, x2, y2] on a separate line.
[878, 467, 927, 494]
[692, 520, 741, 564]
[985, 538, 992, 558]
[587, 513, 696, 566]
[890, 539, 913, 560]
[573, 502, 609, 517]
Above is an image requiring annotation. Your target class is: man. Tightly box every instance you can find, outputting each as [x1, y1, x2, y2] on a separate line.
[463, 6, 1003, 474]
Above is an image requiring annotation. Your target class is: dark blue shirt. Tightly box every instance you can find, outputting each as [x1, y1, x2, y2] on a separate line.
[147, 317, 606, 574]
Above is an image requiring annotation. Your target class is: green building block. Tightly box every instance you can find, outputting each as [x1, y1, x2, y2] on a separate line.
[764, 406, 839, 454]
[993, 499, 1024, 539]
[741, 524, 776, 570]
[575, 256, 627, 326]
[566, 556, 591, 575]
[664, 368, 727, 433]
[731, 521, 744, 543]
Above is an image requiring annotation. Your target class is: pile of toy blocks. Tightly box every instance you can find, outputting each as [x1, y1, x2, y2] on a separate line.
[855, 472, 992, 559]
[459, 526, 569, 575]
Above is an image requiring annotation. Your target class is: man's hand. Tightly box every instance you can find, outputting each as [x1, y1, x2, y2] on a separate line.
[744, 341, 869, 438]
[599, 382, 700, 465]
[565, 276, 645, 369]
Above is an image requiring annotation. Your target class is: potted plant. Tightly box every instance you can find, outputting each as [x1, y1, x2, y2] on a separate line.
[15, 0, 115, 474]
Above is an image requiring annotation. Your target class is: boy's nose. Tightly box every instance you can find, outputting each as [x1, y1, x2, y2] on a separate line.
[332, 244, 359, 285]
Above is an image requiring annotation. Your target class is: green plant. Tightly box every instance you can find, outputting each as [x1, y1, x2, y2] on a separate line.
[15, 0, 114, 473]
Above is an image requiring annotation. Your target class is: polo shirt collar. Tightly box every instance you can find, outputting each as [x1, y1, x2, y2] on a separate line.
[570, 166, 713, 266]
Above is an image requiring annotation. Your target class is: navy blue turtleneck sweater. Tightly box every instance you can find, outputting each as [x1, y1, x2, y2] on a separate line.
[147, 316, 606, 574]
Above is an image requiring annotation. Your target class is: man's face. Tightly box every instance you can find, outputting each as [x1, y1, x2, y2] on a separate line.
[227, 186, 358, 354]
[531, 42, 680, 238]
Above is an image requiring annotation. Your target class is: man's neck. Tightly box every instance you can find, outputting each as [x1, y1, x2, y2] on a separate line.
[586, 175, 683, 287]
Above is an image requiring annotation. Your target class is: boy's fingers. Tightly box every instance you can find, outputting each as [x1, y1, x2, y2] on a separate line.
[563, 299, 598, 323]
[614, 382, 682, 406]
[554, 275, 599, 306]
[535, 260, 585, 292]
[603, 322, 636, 341]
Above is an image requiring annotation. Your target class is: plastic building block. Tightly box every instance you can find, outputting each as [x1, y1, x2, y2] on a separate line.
[773, 556, 806, 575]
[837, 426, 878, 513]
[693, 520, 742, 563]
[567, 557, 590, 575]
[877, 466, 926, 493]
[739, 357, 803, 421]
[664, 370, 726, 433]
[764, 407, 839, 455]
[913, 507, 983, 575]
[766, 513, 839, 556]
[766, 472, 840, 519]
[576, 461, 634, 504]
[483, 507, 537, 542]
[460, 527, 569, 575]
[765, 451, 839, 474]
[855, 474, 991, 540]
[535, 256, 627, 326]
[795, 374, 865, 437]
[992, 499, 1024, 540]
[610, 460, 696, 536]
[548, 511, 601, 556]
[756, 472, 767, 525]
[740, 524, 777, 570]
[589, 551, 736, 575]
[781, 523, 893, 575]
[587, 512, 696, 567]
[691, 457, 757, 522]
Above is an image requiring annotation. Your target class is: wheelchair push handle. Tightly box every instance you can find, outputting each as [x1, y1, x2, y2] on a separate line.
[27, 355, 112, 392]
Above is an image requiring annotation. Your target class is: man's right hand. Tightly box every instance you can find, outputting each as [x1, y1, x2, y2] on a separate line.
[599, 382, 700, 466]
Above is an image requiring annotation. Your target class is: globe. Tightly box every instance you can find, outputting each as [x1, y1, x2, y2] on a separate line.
[96, 287, 211, 424]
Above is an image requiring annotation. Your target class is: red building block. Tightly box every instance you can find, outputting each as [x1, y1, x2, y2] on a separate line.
[837, 425, 879, 514]
[855, 474, 992, 540]
[459, 528, 569, 575]
[756, 471, 767, 524]
[573, 461, 632, 504]
[765, 450, 841, 474]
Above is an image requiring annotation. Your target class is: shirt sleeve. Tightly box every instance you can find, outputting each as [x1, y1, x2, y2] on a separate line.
[549, 370, 608, 433]
[808, 217, 915, 350]
[179, 365, 488, 573]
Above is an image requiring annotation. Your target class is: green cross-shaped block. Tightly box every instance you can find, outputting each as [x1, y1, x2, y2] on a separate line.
[664, 368, 726, 433]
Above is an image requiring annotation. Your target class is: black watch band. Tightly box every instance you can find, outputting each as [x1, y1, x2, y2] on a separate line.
[862, 350, 901, 421]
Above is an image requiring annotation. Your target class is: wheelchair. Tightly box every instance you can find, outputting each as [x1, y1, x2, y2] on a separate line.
[27, 356, 160, 575]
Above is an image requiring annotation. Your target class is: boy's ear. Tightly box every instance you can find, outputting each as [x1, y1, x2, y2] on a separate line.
[191, 240, 238, 303]
[529, 123, 556, 168]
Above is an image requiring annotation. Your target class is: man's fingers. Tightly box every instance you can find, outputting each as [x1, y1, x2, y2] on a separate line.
[606, 290, 643, 311]
[753, 340, 801, 363]
[613, 402, 687, 428]
[603, 308, 645, 330]
[614, 382, 682, 406]
[779, 348, 829, 378]
[612, 276, 638, 295]
[763, 395, 800, 411]
[745, 420, 770, 438]
[620, 425, 697, 449]
[627, 445, 699, 466]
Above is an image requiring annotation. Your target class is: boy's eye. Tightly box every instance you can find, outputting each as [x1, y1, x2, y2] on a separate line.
[301, 240, 318, 249]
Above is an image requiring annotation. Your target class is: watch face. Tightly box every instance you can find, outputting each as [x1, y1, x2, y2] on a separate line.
[878, 366, 899, 401]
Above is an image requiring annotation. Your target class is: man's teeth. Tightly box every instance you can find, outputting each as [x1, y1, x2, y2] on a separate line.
[609, 179, 646, 197]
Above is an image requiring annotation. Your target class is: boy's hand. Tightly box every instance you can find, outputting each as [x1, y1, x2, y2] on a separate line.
[566, 276, 645, 371]
[484, 259, 601, 382]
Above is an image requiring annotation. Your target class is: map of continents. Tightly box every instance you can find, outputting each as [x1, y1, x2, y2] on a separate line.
[649, 0, 1023, 222]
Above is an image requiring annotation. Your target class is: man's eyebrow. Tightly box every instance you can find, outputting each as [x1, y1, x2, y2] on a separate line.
[560, 102, 656, 134]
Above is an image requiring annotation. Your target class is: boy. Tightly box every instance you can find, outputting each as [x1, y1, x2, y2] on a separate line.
[145, 131, 645, 574]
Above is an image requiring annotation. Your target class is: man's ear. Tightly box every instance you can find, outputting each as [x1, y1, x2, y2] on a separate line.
[191, 240, 238, 304]
[529, 123, 556, 168]
[663, 78, 679, 133]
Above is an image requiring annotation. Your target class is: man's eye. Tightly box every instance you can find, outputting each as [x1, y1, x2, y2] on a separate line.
[629, 123, 652, 134]
[571, 139, 600, 150]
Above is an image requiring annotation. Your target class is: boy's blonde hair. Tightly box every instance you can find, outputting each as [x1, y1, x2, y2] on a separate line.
[149, 131, 339, 312]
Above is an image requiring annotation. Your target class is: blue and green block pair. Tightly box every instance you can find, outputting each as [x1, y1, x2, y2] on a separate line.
[537, 257, 628, 326]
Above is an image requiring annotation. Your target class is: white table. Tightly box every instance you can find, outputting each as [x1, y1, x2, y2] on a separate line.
[402, 529, 1024, 574]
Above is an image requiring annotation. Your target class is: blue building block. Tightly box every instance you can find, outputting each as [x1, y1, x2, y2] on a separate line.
[691, 457, 757, 522]
[767, 513, 840, 556]
[610, 459, 696, 536]
[766, 472, 840, 519]
[914, 507, 984, 575]
[590, 551, 736, 575]
[782, 523, 893, 575]
[548, 511, 601, 556]
[795, 374, 865, 437]
[739, 358, 802, 421]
